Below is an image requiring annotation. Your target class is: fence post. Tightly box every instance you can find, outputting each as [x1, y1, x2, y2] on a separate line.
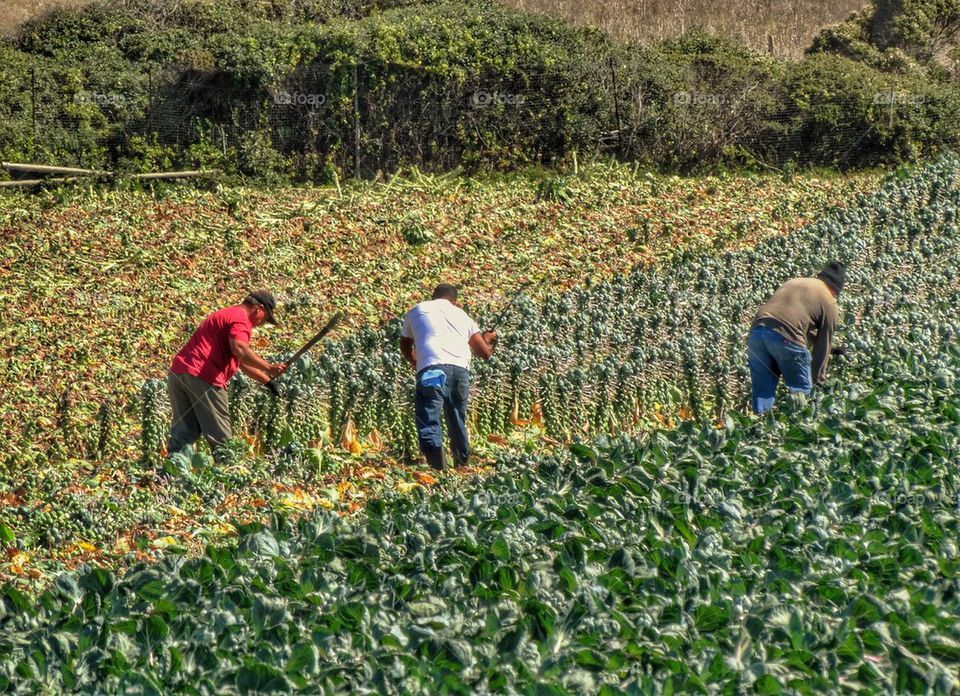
[31, 66, 37, 134]
[609, 57, 622, 158]
[353, 63, 361, 179]
[232, 107, 240, 174]
[147, 69, 154, 135]
[888, 90, 895, 132]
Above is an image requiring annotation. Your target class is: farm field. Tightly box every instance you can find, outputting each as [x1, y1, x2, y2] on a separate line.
[0, 166, 884, 586]
[1, 153, 960, 691]
[4, 0, 960, 690]
[1, 165, 879, 457]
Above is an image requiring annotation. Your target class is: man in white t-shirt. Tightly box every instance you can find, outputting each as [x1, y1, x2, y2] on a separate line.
[400, 283, 497, 470]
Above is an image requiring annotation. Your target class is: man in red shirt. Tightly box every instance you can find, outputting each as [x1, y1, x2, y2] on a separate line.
[167, 290, 285, 455]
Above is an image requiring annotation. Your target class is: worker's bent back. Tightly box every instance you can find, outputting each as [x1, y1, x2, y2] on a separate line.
[401, 299, 481, 373]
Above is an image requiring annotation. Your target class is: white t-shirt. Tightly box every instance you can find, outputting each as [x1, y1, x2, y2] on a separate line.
[401, 299, 481, 372]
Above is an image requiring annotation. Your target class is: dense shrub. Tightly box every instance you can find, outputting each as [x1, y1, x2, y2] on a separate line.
[2, 0, 959, 179]
[771, 54, 960, 167]
[614, 33, 785, 171]
[809, 0, 960, 74]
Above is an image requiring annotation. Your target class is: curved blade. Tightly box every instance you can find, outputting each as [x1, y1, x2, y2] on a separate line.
[280, 311, 343, 374]
[488, 280, 534, 330]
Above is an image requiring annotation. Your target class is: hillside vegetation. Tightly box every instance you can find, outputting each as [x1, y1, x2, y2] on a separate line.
[1, 0, 959, 179]
[0, 0, 863, 59]
[507, 0, 864, 58]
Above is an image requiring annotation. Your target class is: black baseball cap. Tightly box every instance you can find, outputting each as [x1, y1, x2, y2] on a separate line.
[816, 262, 846, 296]
[245, 290, 278, 325]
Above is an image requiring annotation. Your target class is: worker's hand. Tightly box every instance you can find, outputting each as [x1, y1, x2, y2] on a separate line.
[266, 362, 286, 378]
[831, 346, 848, 357]
[264, 379, 283, 398]
[483, 330, 498, 346]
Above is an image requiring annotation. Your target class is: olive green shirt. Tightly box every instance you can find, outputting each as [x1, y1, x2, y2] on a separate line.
[751, 278, 839, 384]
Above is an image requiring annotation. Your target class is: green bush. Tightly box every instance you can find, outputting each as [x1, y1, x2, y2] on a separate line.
[237, 128, 293, 184]
[13, 6, 144, 58]
[2, 0, 960, 180]
[618, 32, 784, 171]
[809, 0, 960, 74]
[772, 54, 960, 167]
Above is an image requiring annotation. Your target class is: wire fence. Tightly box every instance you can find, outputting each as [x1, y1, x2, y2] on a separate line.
[2, 56, 939, 179]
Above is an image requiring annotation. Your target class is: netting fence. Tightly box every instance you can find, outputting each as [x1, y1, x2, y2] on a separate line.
[1, 55, 938, 179]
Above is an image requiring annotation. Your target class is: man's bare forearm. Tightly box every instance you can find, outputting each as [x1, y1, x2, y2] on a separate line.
[468, 330, 496, 360]
[399, 338, 417, 368]
[240, 363, 271, 385]
[232, 341, 273, 373]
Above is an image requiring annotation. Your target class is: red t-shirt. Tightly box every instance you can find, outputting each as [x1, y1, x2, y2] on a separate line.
[171, 305, 253, 388]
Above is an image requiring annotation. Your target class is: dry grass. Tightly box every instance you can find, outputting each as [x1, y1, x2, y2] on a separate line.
[504, 0, 864, 58]
[1, 0, 864, 57]
[0, 0, 93, 36]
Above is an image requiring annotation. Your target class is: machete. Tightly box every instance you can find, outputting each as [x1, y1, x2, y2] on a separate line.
[279, 311, 344, 375]
[485, 280, 534, 333]
[263, 312, 344, 396]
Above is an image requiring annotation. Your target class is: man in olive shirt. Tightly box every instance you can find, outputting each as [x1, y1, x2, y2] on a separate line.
[747, 262, 845, 414]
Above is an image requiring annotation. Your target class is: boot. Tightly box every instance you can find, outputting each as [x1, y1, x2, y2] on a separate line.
[423, 446, 448, 471]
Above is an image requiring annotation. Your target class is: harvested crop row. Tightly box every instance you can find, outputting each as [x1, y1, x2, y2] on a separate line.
[0, 165, 878, 463]
[131, 154, 959, 465]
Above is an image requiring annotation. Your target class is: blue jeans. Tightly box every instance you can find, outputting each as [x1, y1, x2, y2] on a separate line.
[747, 327, 812, 414]
[415, 364, 470, 467]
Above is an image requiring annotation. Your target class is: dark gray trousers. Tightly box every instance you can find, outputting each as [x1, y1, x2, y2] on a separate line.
[166, 371, 232, 454]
